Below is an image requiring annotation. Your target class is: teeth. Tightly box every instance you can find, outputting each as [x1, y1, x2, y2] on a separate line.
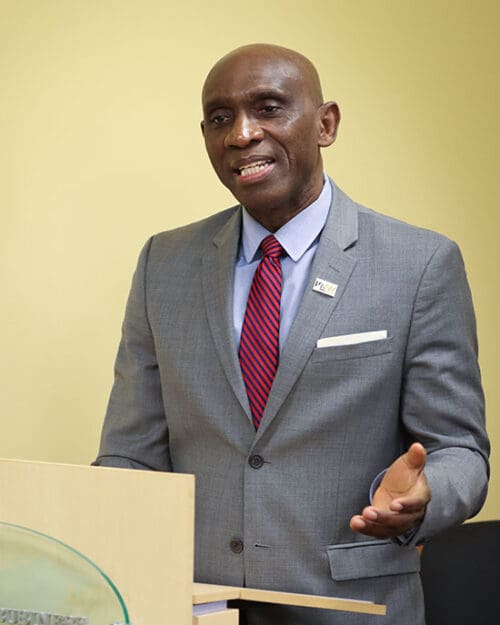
[239, 161, 271, 177]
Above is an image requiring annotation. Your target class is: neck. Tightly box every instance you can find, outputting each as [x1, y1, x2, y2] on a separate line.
[250, 206, 306, 232]
[246, 177, 325, 232]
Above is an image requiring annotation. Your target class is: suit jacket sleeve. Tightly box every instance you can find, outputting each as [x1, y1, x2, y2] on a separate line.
[93, 237, 172, 471]
[400, 237, 489, 543]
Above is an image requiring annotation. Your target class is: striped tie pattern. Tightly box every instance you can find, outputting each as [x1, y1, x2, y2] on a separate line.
[239, 235, 284, 429]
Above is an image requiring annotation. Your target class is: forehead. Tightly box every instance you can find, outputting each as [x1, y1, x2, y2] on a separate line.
[202, 54, 306, 111]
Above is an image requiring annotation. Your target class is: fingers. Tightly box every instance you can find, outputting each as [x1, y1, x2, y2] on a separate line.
[350, 505, 425, 539]
[364, 505, 424, 527]
[390, 493, 431, 513]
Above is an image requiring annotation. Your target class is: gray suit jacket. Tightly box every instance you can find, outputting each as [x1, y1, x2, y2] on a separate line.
[95, 181, 489, 624]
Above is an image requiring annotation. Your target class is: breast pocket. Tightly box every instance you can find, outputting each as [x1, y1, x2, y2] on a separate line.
[310, 336, 393, 363]
[327, 539, 420, 581]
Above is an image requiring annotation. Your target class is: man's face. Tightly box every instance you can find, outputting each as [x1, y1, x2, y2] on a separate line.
[201, 50, 332, 228]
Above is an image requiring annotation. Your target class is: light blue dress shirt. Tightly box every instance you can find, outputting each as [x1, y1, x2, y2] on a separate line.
[233, 178, 332, 351]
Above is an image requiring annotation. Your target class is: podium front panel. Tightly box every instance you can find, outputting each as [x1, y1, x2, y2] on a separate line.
[0, 459, 195, 625]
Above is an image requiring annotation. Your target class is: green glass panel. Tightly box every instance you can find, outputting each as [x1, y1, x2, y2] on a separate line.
[0, 521, 129, 625]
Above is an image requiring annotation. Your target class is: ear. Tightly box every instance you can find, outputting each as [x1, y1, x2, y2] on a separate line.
[200, 120, 205, 136]
[317, 101, 340, 147]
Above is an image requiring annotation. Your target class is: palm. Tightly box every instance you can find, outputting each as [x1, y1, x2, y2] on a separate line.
[374, 443, 426, 508]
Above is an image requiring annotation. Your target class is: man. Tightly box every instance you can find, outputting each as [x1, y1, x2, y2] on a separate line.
[94, 44, 489, 624]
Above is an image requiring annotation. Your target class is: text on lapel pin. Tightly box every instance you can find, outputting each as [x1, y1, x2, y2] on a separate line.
[312, 278, 338, 298]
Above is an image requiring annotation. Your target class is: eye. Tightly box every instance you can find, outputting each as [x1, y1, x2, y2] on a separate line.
[209, 113, 231, 126]
[260, 105, 280, 115]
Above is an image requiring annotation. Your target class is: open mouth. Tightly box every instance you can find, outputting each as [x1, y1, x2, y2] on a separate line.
[235, 159, 274, 177]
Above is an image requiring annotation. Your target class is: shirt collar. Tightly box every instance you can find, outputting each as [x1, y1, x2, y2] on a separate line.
[240, 176, 332, 263]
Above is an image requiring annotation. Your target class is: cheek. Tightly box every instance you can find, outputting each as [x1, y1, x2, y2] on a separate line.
[204, 142, 223, 169]
[288, 138, 319, 168]
[279, 122, 320, 161]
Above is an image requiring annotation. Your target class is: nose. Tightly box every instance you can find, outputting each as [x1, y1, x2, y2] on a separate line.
[224, 113, 264, 148]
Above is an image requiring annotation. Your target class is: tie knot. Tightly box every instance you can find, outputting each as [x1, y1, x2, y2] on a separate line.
[260, 235, 284, 259]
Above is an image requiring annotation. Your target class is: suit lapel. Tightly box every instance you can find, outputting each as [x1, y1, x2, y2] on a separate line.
[202, 183, 361, 435]
[202, 207, 253, 422]
[255, 181, 360, 438]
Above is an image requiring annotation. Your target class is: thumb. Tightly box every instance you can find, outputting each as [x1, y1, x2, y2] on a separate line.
[404, 442, 427, 471]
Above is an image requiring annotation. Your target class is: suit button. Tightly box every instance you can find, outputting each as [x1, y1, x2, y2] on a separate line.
[248, 454, 264, 469]
[230, 539, 244, 554]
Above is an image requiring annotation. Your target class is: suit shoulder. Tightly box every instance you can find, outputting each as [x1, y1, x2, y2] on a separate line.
[356, 203, 459, 257]
[147, 205, 240, 257]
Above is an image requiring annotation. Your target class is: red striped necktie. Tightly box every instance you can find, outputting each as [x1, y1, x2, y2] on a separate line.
[239, 234, 285, 429]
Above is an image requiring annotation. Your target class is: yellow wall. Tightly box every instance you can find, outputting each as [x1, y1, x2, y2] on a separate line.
[1, 1, 498, 519]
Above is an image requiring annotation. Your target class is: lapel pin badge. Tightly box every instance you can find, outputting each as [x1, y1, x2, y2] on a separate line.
[312, 278, 338, 298]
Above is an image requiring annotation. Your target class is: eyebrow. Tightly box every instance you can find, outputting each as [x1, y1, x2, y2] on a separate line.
[203, 88, 290, 113]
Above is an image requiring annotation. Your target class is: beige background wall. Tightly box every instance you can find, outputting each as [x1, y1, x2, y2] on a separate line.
[1, 1, 498, 519]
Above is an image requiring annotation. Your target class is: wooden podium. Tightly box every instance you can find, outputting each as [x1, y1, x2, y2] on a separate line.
[0, 459, 386, 624]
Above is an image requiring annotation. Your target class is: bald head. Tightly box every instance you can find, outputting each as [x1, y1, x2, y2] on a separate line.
[202, 44, 324, 108]
[200, 43, 340, 231]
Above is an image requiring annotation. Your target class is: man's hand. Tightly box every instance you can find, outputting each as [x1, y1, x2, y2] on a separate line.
[350, 442, 431, 539]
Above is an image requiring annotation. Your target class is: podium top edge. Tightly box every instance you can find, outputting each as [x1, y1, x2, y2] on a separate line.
[0, 458, 194, 482]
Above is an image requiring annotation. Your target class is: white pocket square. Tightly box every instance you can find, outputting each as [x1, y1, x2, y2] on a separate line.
[317, 330, 388, 349]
